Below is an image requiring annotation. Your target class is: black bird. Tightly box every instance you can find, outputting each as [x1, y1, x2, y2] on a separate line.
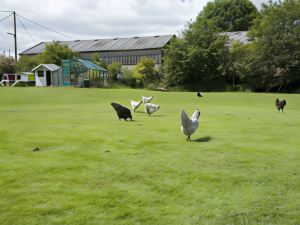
[111, 102, 132, 121]
[197, 91, 203, 97]
[275, 98, 287, 112]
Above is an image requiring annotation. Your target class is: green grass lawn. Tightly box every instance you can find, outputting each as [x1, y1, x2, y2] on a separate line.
[0, 87, 299, 225]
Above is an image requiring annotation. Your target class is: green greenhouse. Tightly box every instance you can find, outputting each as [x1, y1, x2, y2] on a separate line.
[62, 58, 108, 88]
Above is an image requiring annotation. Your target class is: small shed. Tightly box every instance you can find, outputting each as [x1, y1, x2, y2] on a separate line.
[62, 58, 108, 87]
[31, 64, 62, 86]
[20, 72, 35, 82]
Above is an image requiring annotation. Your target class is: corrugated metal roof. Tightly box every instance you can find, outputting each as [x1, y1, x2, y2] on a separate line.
[31, 64, 61, 72]
[20, 35, 175, 55]
[220, 31, 250, 45]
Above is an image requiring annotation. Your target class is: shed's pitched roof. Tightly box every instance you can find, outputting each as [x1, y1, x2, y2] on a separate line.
[20, 35, 175, 55]
[31, 64, 61, 72]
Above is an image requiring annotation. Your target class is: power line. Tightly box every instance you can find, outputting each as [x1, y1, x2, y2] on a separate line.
[0, 12, 13, 24]
[16, 14, 36, 44]
[18, 14, 74, 39]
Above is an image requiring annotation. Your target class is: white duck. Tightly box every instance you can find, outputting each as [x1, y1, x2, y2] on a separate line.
[131, 100, 143, 112]
[142, 96, 153, 103]
[180, 109, 200, 141]
[144, 103, 160, 116]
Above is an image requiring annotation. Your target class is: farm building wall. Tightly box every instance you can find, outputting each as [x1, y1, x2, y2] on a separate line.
[79, 49, 163, 67]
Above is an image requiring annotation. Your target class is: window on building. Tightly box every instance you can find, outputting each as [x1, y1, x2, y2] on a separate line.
[37, 71, 44, 77]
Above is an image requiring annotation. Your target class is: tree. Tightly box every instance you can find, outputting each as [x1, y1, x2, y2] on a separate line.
[42, 41, 77, 66]
[108, 62, 122, 82]
[231, 42, 265, 90]
[227, 41, 247, 86]
[240, 0, 300, 91]
[163, 15, 229, 89]
[0, 55, 15, 79]
[133, 57, 160, 85]
[16, 55, 43, 72]
[163, 38, 189, 86]
[201, 0, 258, 31]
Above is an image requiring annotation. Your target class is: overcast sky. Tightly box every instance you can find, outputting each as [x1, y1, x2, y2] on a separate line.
[0, 0, 268, 56]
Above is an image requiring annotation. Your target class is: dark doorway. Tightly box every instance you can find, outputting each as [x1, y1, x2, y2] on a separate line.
[46, 71, 51, 86]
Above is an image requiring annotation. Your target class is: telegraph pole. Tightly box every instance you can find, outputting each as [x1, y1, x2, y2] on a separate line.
[7, 11, 17, 62]
[13, 11, 17, 62]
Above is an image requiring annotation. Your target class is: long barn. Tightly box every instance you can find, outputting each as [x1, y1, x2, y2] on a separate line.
[19, 35, 175, 69]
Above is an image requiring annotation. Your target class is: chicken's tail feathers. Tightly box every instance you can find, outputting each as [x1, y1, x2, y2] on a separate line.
[181, 110, 191, 127]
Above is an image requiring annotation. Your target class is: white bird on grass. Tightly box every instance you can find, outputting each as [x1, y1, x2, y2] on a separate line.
[131, 100, 143, 112]
[144, 103, 160, 116]
[142, 96, 153, 103]
[180, 109, 200, 141]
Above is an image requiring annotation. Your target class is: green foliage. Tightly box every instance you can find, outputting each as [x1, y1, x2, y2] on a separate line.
[121, 68, 136, 87]
[108, 62, 122, 82]
[16, 55, 43, 72]
[201, 0, 258, 31]
[163, 17, 230, 90]
[226, 41, 248, 85]
[0, 55, 15, 79]
[42, 41, 77, 66]
[237, 0, 300, 91]
[162, 38, 188, 86]
[133, 57, 160, 85]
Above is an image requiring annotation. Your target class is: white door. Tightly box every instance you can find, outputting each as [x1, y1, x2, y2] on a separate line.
[35, 70, 46, 86]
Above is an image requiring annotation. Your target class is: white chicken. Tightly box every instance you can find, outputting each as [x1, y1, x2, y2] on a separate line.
[144, 103, 160, 116]
[180, 109, 200, 141]
[131, 100, 143, 112]
[142, 96, 153, 103]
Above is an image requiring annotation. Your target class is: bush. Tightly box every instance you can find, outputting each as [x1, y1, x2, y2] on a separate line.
[0, 55, 15, 78]
[121, 68, 136, 88]
[134, 57, 161, 85]
[108, 62, 122, 82]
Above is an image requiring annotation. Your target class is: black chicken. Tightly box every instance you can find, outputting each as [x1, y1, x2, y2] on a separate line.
[275, 98, 286, 112]
[197, 91, 202, 97]
[111, 102, 132, 121]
